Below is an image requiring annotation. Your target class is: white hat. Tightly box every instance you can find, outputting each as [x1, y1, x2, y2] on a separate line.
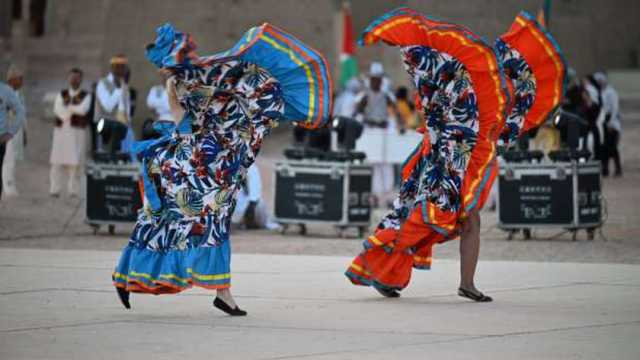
[369, 62, 384, 77]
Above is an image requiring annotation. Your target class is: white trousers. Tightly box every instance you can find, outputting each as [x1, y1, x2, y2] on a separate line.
[372, 163, 395, 205]
[1, 141, 18, 196]
[50, 164, 80, 195]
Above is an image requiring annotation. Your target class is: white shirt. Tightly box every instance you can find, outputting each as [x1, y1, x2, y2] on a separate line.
[355, 88, 395, 123]
[601, 85, 621, 132]
[146, 85, 174, 121]
[333, 90, 359, 118]
[96, 73, 130, 120]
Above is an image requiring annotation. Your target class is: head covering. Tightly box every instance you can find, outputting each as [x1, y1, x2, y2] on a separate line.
[593, 71, 607, 85]
[346, 77, 361, 93]
[110, 54, 129, 65]
[145, 24, 197, 69]
[6, 64, 23, 80]
[369, 62, 384, 77]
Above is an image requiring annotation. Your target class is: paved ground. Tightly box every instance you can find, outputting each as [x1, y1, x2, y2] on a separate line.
[1, 248, 639, 359]
[1, 92, 640, 358]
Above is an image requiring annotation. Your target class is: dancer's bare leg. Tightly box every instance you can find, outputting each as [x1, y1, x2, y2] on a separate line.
[459, 208, 481, 293]
[217, 288, 238, 307]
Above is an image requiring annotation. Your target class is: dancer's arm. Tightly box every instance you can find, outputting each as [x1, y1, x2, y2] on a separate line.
[165, 75, 185, 123]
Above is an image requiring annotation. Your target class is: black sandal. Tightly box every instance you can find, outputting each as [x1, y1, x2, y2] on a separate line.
[214, 297, 247, 316]
[374, 286, 401, 298]
[458, 287, 493, 302]
[115, 286, 131, 309]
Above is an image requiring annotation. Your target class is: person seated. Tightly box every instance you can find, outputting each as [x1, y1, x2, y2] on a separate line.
[231, 163, 280, 230]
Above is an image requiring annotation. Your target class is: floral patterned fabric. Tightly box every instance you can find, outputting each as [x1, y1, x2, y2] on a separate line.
[113, 60, 283, 293]
[345, 7, 509, 290]
[133, 61, 282, 250]
[376, 46, 479, 233]
[114, 22, 332, 294]
[495, 39, 536, 144]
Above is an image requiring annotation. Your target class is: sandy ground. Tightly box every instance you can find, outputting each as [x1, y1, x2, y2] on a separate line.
[1, 120, 639, 264]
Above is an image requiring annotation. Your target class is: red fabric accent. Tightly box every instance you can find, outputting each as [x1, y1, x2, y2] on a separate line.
[347, 205, 447, 290]
[499, 12, 565, 133]
[361, 9, 507, 212]
[341, 4, 356, 55]
[138, 179, 145, 203]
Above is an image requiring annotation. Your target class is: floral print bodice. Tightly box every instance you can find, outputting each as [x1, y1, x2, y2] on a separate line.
[132, 61, 284, 250]
[377, 46, 480, 231]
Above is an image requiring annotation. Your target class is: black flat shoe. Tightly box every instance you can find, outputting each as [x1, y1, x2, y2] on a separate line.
[214, 297, 247, 316]
[115, 286, 131, 309]
[374, 286, 401, 298]
[458, 287, 492, 302]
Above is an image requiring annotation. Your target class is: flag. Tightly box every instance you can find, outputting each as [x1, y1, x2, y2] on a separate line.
[339, 2, 358, 88]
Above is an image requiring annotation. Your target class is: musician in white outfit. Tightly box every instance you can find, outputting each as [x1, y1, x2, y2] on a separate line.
[94, 55, 131, 153]
[50, 68, 92, 197]
[355, 63, 400, 207]
[146, 76, 175, 122]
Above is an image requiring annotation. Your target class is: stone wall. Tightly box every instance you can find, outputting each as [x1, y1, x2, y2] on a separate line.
[6, 0, 640, 106]
[99, 0, 338, 115]
[350, 0, 640, 88]
[2, 0, 639, 165]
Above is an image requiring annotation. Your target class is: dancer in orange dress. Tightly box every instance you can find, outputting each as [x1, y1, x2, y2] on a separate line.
[345, 8, 565, 301]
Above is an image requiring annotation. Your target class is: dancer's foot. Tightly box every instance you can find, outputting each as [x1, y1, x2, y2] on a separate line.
[374, 286, 400, 298]
[115, 286, 131, 309]
[213, 297, 247, 316]
[458, 286, 492, 302]
[214, 289, 247, 316]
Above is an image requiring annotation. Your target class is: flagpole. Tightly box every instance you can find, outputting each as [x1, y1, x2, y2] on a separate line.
[543, 0, 552, 30]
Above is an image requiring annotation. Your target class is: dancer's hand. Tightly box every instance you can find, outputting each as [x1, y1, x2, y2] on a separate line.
[164, 73, 184, 123]
[165, 76, 177, 95]
[159, 68, 173, 77]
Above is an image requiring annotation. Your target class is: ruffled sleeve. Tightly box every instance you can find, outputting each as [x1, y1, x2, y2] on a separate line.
[360, 7, 509, 217]
[495, 11, 567, 144]
[145, 23, 333, 129]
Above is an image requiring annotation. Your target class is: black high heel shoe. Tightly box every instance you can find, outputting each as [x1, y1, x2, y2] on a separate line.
[115, 286, 131, 309]
[213, 297, 247, 316]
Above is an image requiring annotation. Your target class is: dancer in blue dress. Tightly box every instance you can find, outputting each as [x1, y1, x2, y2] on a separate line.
[112, 23, 332, 315]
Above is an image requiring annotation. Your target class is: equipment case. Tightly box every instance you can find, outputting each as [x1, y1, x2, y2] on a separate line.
[86, 161, 143, 234]
[273, 160, 372, 237]
[497, 161, 603, 240]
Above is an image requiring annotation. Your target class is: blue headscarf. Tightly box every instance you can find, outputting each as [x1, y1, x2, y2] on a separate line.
[145, 23, 196, 68]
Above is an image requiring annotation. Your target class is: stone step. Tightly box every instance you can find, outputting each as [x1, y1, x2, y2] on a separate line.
[23, 35, 105, 54]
